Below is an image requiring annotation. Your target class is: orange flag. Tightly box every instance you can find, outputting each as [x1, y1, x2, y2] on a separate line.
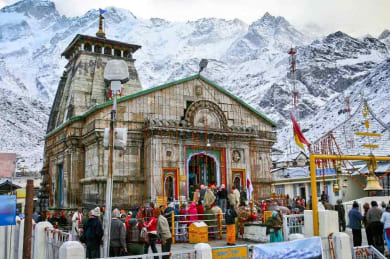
[291, 113, 311, 150]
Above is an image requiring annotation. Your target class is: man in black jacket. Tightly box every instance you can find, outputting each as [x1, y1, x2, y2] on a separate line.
[334, 199, 346, 232]
[217, 184, 228, 213]
[82, 207, 104, 259]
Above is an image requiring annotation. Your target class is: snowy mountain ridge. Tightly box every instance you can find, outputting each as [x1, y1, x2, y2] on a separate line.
[0, 0, 389, 172]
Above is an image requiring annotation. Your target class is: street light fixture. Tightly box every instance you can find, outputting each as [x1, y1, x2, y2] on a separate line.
[103, 60, 129, 257]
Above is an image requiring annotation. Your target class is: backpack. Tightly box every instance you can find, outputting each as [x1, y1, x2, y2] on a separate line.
[127, 224, 141, 243]
[225, 208, 236, 225]
[139, 227, 149, 243]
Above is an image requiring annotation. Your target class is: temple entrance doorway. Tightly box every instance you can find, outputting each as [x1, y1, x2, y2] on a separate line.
[233, 176, 241, 190]
[164, 176, 174, 202]
[188, 154, 218, 188]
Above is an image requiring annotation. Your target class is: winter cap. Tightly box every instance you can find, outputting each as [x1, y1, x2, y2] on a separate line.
[127, 211, 132, 216]
[129, 218, 137, 227]
[92, 207, 101, 217]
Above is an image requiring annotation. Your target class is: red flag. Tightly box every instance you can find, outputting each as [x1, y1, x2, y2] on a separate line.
[291, 113, 311, 149]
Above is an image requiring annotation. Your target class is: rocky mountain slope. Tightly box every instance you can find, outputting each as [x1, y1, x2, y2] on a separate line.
[0, 0, 389, 171]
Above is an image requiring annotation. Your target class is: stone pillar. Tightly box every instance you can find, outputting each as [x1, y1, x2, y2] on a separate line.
[101, 47, 105, 54]
[80, 43, 84, 51]
[59, 241, 85, 259]
[92, 45, 95, 52]
[33, 222, 53, 259]
[111, 48, 114, 56]
[194, 243, 212, 259]
[120, 50, 123, 58]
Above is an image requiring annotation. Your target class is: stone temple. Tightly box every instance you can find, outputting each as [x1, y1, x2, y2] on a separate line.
[42, 24, 277, 210]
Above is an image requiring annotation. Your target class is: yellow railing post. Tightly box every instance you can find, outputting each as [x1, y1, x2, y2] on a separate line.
[310, 155, 319, 236]
[218, 210, 222, 239]
[171, 211, 175, 244]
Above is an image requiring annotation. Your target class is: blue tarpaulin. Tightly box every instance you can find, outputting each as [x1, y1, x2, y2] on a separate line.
[0, 195, 16, 226]
[253, 237, 322, 259]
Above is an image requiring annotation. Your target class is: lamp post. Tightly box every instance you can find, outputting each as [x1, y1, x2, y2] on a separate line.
[103, 60, 129, 257]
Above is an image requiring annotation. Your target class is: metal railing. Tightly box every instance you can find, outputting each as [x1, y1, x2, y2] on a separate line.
[282, 214, 304, 240]
[353, 246, 386, 259]
[99, 250, 196, 259]
[45, 227, 70, 259]
[171, 211, 225, 243]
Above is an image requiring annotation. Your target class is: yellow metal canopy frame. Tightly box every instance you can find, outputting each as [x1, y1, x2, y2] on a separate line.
[310, 154, 390, 236]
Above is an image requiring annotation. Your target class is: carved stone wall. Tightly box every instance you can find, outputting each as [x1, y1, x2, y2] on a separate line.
[44, 76, 276, 209]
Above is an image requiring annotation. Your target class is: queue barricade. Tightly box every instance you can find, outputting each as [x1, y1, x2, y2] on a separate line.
[171, 211, 225, 243]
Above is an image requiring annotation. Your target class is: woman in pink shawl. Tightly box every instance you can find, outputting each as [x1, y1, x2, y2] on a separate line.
[187, 202, 199, 225]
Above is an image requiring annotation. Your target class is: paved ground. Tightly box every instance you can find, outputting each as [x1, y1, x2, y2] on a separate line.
[166, 229, 364, 253]
[150, 227, 390, 258]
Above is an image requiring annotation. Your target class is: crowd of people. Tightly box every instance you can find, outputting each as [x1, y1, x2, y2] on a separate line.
[27, 187, 390, 257]
[60, 184, 252, 258]
[348, 200, 390, 254]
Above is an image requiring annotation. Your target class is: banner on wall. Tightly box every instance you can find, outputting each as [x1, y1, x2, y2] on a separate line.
[252, 237, 322, 259]
[0, 195, 16, 226]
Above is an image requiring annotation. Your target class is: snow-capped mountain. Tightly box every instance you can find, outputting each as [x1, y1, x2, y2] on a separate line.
[0, 0, 389, 172]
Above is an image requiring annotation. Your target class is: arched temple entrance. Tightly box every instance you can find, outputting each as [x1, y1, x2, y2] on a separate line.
[188, 154, 218, 188]
[185, 147, 226, 199]
[162, 168, 179, 201]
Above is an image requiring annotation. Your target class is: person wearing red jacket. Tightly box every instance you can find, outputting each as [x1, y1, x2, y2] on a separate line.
[125, 211, 132, 229]
[143, 209, 158, 256]
[196, 201, 204, 220]
[187, 202, 198, 225]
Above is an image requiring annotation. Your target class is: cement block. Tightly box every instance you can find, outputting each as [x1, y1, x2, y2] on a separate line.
[304, 210, 339, 237]
[59, 241, 85, 259]
[332, 232, 352, 259]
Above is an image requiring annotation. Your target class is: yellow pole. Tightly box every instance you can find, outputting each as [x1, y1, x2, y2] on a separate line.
[218, 210, 222, 239]
[309, 154, 390, 237]
[250, 197, 254, 216]
[171, 211, 175, 244]
[310, 155, 319, 236]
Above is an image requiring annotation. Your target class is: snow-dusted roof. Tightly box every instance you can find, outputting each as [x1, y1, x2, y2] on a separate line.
[272, 167, 309, 181]
[272, 151, 308, 163]
[359, 162, 390, 174]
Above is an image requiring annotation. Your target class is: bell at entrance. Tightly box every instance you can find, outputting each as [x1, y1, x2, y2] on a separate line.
[364, 175, 383, 191]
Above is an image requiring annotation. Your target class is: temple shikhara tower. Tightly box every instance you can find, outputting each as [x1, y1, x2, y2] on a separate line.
[42, 16, 277, 210]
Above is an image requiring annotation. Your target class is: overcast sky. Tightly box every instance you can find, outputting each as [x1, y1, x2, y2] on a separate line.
[1, 0, 389, 37]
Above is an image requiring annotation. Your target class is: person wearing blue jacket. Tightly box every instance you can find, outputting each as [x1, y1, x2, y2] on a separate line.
[349, 201, 364, 246]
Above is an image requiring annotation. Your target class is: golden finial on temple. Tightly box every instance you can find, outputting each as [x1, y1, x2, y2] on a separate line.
[96, 9, 106, 38]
